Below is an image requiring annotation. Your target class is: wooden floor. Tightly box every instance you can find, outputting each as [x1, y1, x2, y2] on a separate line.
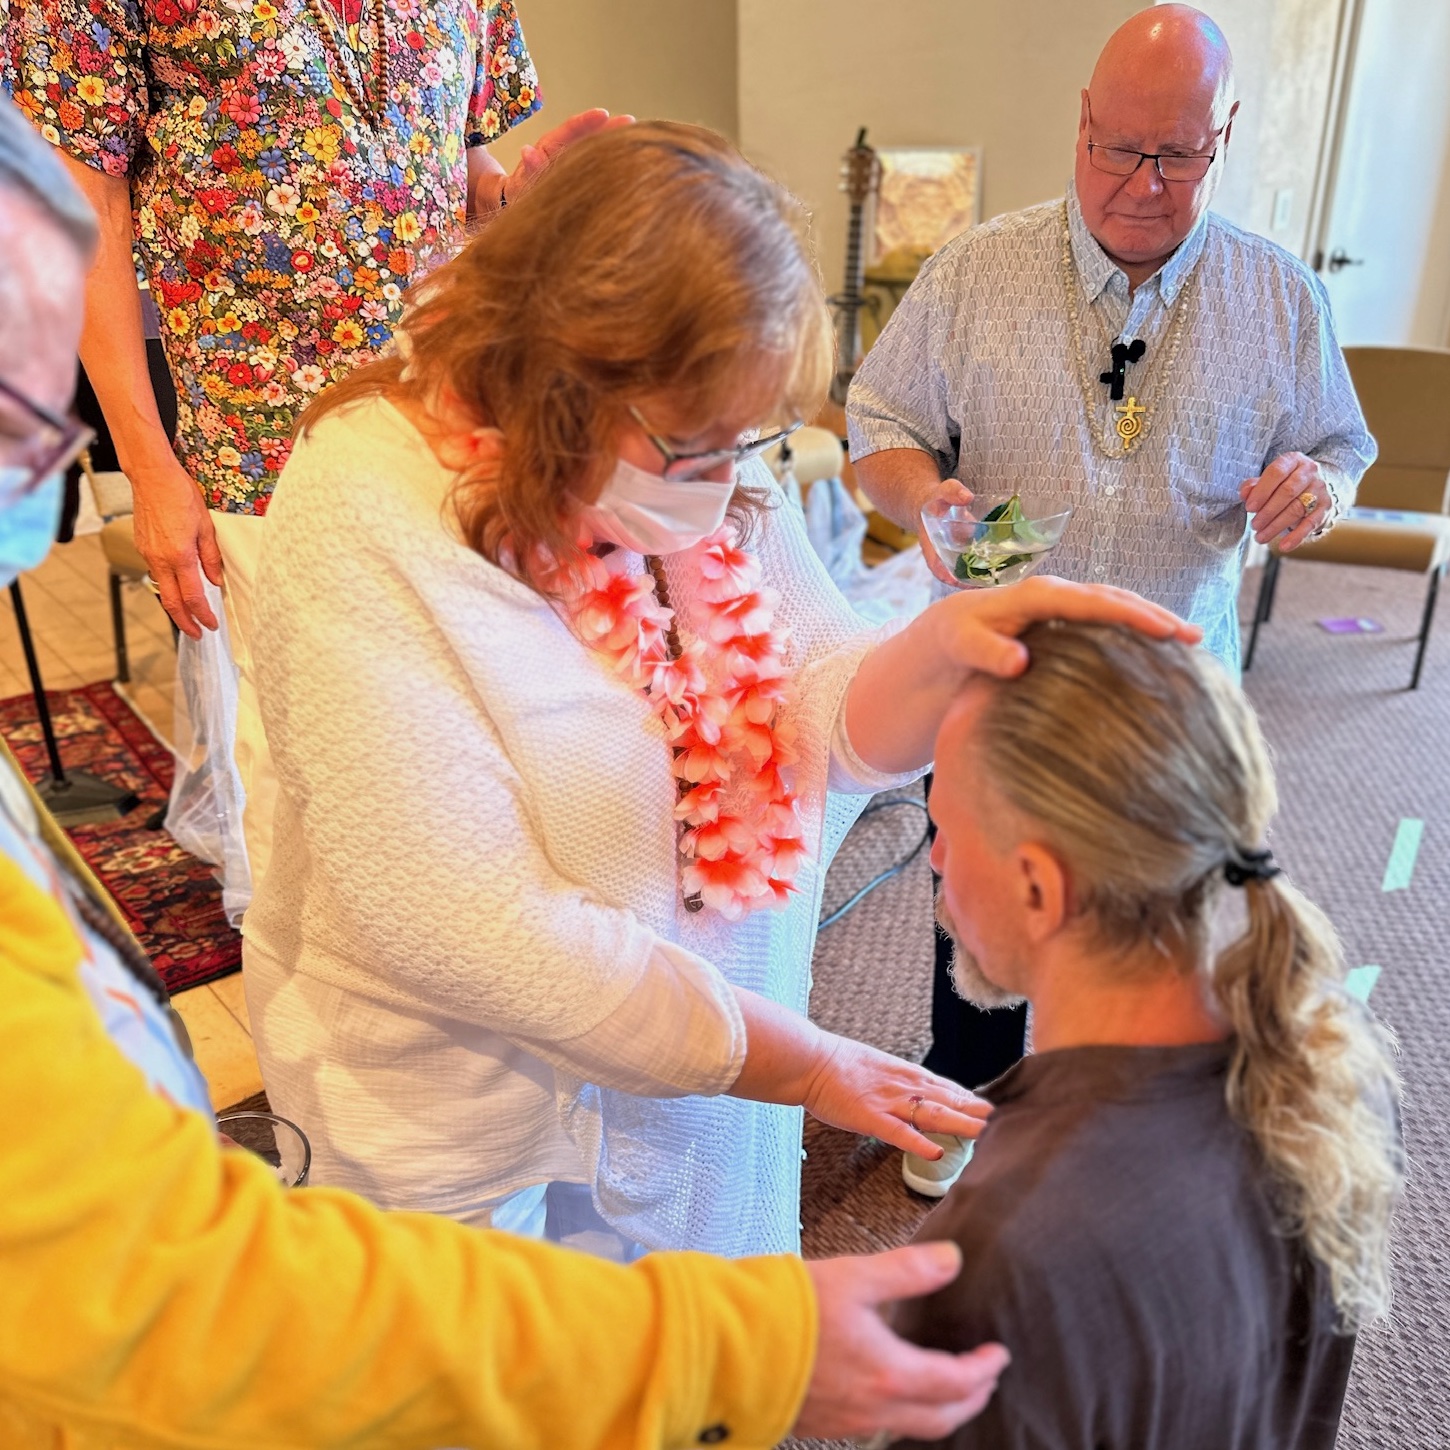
[2, 531, 264, 1108]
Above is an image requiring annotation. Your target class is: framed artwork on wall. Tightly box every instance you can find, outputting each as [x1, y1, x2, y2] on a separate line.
[871, 147, 984, 268]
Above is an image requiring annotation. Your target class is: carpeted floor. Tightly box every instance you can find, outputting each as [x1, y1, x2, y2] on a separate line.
[797, 559, 1449, 1449]
[0, 681, 242, 993]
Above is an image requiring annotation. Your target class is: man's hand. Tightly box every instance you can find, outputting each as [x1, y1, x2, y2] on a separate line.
[919, 479, 975, 585]
[129, 459, 225, 637]
[801, 1033, 991, 1159]
[795, 1244, 1010, 1441]
[505, 109, 633, 204]
[851, 447, 971, 586]
[1240, 452, 1331, 552]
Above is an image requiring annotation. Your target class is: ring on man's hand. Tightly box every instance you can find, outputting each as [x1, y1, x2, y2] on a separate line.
[1298, 489, 1318, 514]
[908, 1094, 925, 1131]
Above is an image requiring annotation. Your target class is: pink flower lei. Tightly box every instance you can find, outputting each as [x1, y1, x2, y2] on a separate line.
[546, 527, 806, 922]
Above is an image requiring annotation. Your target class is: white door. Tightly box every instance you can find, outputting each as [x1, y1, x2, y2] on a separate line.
[1311, 0, 1450, 346]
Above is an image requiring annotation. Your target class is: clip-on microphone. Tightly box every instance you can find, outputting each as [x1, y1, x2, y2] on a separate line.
[1099, 338, 1146, 401]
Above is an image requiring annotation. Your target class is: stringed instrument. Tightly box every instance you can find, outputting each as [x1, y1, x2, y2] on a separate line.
[827, 127, 882, 408]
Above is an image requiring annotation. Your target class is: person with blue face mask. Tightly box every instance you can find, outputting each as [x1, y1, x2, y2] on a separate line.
[0, 441, 69, 583]
[0, 93, 1029, 1450]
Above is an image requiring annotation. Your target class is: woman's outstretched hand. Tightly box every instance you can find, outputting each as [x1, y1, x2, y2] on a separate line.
[728, 988, 989, 1158]
[930, 574, 1204, 680]
[801, 1033, 990, 1158]
[845, 575, 1205, 777]
[796, 1244, 1010, 1441]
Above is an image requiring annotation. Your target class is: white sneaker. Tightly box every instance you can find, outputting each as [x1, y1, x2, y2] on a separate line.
[902, 1133, 974, 1198]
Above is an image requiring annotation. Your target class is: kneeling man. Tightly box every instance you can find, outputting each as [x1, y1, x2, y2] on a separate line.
[896, 620, 1402, 1449]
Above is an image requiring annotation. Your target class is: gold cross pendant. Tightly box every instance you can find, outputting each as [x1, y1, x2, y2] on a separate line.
[1115, 396, 1146, 448]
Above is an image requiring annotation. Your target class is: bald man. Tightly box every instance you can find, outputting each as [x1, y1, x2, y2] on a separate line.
[850, 4, 1373, 665]
[848, 4, 1375, 1167]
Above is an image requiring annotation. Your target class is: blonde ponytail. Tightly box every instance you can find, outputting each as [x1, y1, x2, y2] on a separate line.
[967, 621, 1403, 1328]
[1213, 874, 1401, 1325]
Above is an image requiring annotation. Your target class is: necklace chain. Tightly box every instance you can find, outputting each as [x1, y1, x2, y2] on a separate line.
[1060, 202, 1197, 459]
[645, 554, 704, 914]
[304, 0, 389, 128]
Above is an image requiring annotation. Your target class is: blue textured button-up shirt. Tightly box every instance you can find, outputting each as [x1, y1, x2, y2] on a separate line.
[847, 185, 1376, 670]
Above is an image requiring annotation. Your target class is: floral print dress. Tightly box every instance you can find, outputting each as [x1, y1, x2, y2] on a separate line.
[3, 0, 540, 512]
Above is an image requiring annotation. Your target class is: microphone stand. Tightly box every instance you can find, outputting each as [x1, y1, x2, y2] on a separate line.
[7, 579, 140, 826]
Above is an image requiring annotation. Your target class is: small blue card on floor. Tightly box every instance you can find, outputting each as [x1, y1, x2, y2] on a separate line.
[1318, 617, 1383, 634]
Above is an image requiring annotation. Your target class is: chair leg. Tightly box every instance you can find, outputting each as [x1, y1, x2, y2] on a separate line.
[1261, 549, 1283, 622]
[1244, 552, 1280, 672]
[1409, 563, 1443, 690]
[108, 571, 130, 684]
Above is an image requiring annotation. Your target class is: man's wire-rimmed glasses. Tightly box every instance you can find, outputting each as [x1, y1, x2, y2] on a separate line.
[0, 376, 95, 508]
[629, 405, 804, 483]
[1085, 100, 1225, 184]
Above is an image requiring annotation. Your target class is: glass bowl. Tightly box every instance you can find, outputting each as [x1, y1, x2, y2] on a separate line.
[216, 1110, 312, 1188]
[919, 493, 1074, 589]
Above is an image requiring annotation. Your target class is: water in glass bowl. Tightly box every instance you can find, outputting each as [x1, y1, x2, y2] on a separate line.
[919, 493, 1073, 589]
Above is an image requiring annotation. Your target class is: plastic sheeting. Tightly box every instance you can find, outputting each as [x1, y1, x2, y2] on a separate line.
[781, 467, 938, 624]
[164, 579, 251, 926]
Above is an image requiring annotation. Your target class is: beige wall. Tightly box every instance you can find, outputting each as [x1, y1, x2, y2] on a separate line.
[736, 0, 1141, 294]
[487, 0, 739, 171]
[493, 1, 1331, 290]
[1184, 0, 1342, 256]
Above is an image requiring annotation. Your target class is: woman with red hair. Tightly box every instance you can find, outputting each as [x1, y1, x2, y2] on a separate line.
[243, 121, 1197, 1258]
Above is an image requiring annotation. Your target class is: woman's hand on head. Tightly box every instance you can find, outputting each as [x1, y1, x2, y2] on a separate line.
[932, 575, 1202, 680]
[801, 1034, 992, 1158]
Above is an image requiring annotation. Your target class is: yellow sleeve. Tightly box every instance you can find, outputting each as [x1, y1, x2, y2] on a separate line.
[0, 859, 817, 1449]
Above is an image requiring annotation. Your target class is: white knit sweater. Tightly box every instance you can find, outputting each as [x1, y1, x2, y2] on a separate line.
[243, 397, 916, 1255]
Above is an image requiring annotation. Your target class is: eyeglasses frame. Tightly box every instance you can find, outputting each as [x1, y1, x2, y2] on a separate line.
[0, 375, 95, 506]
[1083, 98, 1227, 185]
[628, 405, 804, 484]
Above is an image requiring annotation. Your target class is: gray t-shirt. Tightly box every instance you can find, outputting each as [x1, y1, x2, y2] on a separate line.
[895, 1041, 1354, 1450]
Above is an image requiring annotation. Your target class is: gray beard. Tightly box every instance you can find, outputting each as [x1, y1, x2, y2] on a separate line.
[936, 888, 1027, 1010]
[948, 943, 1028, 1010]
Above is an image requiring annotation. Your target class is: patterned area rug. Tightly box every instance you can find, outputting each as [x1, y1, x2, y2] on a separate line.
[0, 681, 241, 993]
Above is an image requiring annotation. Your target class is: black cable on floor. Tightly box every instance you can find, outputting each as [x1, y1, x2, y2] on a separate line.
[818, 797, 932, 930]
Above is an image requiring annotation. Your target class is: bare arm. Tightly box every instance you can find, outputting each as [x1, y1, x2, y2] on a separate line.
[465, 143, 506, 218]
[465, 109, 630, 220]
[729, 987, 990, 1159]
[58, 155, 222, 636]
[854, 446, 972, 585]
[854, 446, 954, 530]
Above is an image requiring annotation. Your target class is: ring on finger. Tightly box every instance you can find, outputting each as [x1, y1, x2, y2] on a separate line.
[1298, 489, 1318, 514]
[908, 1093, 925, 1132]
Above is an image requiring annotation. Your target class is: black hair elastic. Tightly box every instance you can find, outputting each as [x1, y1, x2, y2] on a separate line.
[1223, 846, 1281, 887]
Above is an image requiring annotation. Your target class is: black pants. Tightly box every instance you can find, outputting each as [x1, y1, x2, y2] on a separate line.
[920, 771, 1027, 1090]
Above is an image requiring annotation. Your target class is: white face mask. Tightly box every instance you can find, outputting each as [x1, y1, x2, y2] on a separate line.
[578, 456, 734, 555]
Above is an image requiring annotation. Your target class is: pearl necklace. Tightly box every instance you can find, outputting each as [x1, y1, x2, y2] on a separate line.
[1060, 202, 1197, 459]
[303, 0, 389, 129]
